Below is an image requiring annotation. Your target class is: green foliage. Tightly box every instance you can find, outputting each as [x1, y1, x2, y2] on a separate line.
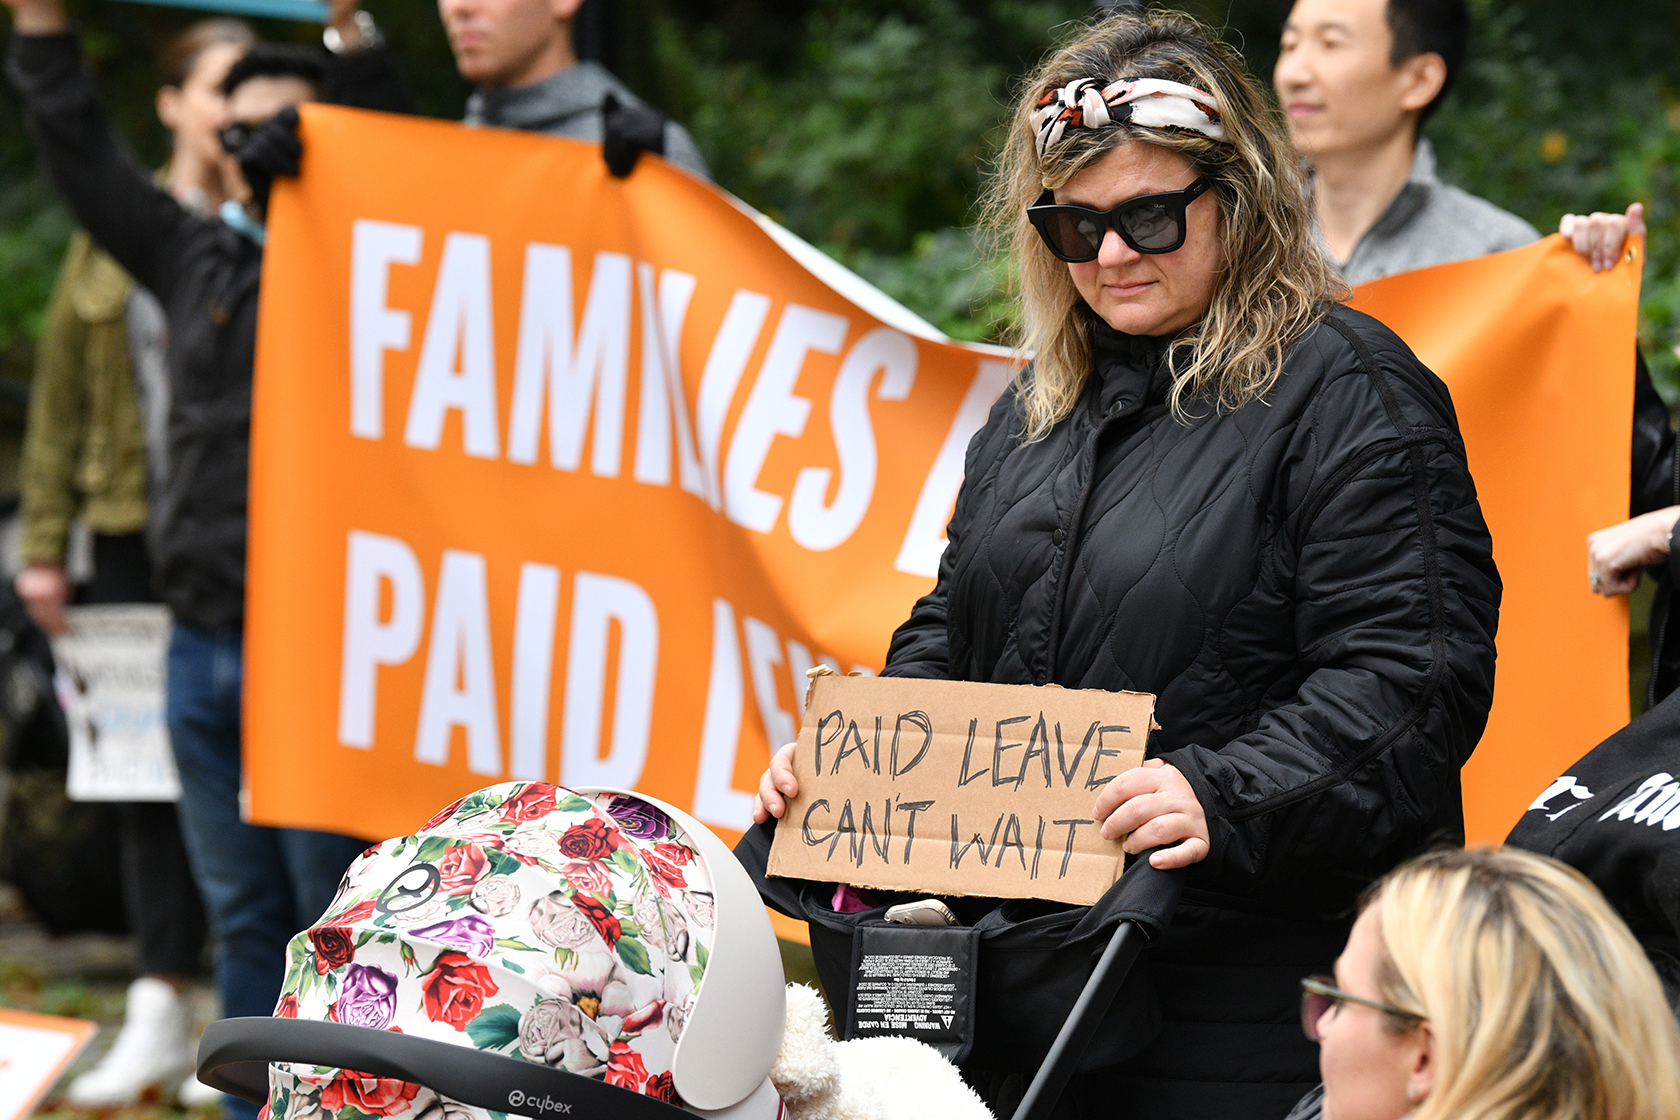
[631, 0, 1680, 359]
[2, 0, 1677, 375]
[639, 0, 1084, 341]
[0, 178, 70, 360]
[842, 228, 1011, 343]
[486, 848, 524, 877]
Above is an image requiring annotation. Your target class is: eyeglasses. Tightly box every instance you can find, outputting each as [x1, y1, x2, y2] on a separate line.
[218, 121, 257, 156]
[1300, 975, 1425, 1042]
[1026, 176, 1212, 261]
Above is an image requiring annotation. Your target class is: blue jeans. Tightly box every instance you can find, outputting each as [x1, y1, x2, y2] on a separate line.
[167, 624, 369, 1120]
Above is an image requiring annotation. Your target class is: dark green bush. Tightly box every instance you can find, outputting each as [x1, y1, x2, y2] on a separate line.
[3, 0, 1675, 384]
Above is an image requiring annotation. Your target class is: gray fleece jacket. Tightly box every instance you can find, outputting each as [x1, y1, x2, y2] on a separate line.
[464, 59, 710, 181]
[1332, 138, 1538, 286]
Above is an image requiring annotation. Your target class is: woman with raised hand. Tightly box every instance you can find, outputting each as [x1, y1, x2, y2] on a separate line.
[754, 10, 1499, 1117]
[1295, 847, 1680, 1120]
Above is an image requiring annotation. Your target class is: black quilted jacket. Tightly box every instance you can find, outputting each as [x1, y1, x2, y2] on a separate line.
[886, 304, 1501, 910]
[883, 306, 1499, 1116]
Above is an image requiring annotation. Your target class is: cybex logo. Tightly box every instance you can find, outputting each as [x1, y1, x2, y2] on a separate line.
[506, 1090, 573, 1115]
[375, 862, 441, 914]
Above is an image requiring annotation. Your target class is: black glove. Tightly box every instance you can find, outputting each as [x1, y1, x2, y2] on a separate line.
[601, 92, 666, 178]
[237, 105, 303, 211]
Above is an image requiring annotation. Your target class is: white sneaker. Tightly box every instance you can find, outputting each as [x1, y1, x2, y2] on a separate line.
[65, 977, 194, 1107]
[178, 1072, 223, 1109]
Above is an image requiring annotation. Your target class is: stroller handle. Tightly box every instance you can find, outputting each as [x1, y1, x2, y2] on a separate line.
[1011, 851, 1186, 1120]
[197, 1017, 690, 1120]
[1010, 918, 1147, 1120]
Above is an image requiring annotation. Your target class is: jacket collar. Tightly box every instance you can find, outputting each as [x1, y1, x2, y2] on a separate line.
[464, 60, 618, 132]
[1090, 317, 1172, 418]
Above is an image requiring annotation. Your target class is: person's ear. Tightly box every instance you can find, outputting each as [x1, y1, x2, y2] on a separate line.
[157, 85, 181, 131]
[1396, 51, 1446, 114]
[551, 0, 585, 21]
[1406, 1020, 1436, 1105]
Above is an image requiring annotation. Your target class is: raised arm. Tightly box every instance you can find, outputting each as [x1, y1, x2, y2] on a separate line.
[4, 0, 198, 299]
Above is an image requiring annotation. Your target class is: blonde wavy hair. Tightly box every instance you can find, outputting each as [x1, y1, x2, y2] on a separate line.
[1368, 848, 1680, 1120]
[983, 11, 1345, 439]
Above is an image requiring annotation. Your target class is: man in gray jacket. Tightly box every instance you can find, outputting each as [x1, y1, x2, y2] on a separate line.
[439, 0, 709, 179]
[1273, 0, 1635, 286]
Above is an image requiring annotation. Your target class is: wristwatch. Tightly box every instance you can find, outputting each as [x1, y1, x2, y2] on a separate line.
[323, 9, 383, 53]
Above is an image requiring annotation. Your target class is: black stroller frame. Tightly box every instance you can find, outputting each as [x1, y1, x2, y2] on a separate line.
[1009, 907, 1157, 1120]
[734, 817, 1187, 1120]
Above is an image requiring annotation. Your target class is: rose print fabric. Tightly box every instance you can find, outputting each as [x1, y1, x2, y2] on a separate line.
[264, 783, 716, 1120]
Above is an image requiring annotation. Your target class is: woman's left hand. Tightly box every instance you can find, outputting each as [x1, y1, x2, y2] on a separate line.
[1092, 759, 1210, 869]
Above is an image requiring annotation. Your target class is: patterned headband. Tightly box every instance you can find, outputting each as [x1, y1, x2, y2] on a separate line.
[1032, 77, 1227, 158]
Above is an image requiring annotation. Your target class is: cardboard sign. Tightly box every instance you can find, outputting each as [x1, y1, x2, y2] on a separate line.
[55, 605, 179, 802]
[766, 671, 1155, 905]
[0, 1009, 96, 1120]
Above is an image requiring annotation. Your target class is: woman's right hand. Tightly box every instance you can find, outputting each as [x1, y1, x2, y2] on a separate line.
[16, 564, 70, 637]
[751, 742, 799, 824]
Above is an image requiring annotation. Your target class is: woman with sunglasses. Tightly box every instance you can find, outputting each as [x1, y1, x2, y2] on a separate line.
[1294, 847, 1680, 1120]
[754, 10, 1498, 1118]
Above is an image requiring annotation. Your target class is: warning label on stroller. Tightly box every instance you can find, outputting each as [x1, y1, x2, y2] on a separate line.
[848, 923, 980, 1061]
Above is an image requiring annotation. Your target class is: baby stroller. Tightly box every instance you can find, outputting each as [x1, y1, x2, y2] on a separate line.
[734, 821, 1185, 1120]
[196, 782, 787, 1119]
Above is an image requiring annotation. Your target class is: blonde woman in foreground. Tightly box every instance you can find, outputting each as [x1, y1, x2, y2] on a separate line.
[1297, 847, 1680, 1120]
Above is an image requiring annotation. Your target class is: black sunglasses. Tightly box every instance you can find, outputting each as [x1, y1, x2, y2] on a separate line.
[218, 121, 257, 156]
[1027, 176, 1212, 261]
[1299, 975, 1425, 1042]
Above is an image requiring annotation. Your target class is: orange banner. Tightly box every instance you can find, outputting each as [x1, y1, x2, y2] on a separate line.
[1350, 239, 1640, 841]
[246, 106, 1639, 885]
[245, 106, 1012, 875]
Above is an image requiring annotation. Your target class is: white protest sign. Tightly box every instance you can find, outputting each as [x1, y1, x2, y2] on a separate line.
[55, 604, 178, 802]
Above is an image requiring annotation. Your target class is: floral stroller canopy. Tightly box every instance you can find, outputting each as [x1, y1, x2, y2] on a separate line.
[265, 781, 733, 1120]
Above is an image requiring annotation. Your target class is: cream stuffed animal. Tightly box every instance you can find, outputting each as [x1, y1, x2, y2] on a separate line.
[769, 984, 995, 1120]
